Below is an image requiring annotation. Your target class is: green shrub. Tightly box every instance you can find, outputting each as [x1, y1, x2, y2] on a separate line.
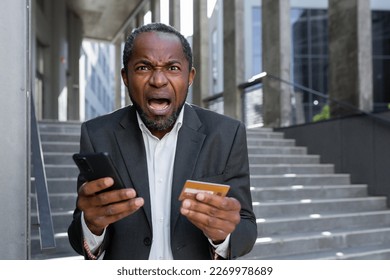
[313, 104, 330, 122]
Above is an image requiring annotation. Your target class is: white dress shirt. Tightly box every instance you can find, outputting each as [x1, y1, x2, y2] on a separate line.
[138, 109, 183, 259]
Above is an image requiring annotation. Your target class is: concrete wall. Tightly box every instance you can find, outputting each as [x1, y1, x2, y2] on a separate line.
[0, 0, 30, 259]
[277, 112, 390, 206]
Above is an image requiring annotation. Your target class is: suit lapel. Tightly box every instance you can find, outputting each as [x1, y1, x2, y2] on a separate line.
[114, 106, 152, 229]
[171, 104, 206, 232]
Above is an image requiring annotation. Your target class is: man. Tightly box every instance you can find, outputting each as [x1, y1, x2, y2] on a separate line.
[68, 23, 257, 260]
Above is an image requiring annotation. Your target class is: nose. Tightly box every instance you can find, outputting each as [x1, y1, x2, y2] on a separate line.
[149, 69, 168, 88]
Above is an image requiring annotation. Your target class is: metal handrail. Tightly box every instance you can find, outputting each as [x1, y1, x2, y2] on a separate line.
[30, 96, 56, 250]
[239, 72, 390, 127]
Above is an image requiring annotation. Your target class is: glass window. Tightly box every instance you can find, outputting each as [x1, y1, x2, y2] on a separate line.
[291, 8, 328, 122]
[372, 10, 390, 110]
[372, 11, 390, 56]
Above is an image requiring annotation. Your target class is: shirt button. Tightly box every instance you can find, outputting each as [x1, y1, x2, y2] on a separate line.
[143, 237, 152, 246]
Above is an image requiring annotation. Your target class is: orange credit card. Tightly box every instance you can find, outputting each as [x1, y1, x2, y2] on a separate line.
[178, 180, 230, 201]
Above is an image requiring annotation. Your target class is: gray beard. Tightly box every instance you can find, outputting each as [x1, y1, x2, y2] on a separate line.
[131, 99, 185, 132]
[139, 110, 178, 131]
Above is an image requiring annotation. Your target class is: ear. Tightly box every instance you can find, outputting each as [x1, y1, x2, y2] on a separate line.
[121, 68, 129, 87]
[188, 67, 196, 86]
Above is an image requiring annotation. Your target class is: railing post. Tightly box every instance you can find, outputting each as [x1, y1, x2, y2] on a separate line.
[31, 95, 56, 250]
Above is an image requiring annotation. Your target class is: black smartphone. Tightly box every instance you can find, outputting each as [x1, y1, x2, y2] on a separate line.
[72, 152, 125, 193]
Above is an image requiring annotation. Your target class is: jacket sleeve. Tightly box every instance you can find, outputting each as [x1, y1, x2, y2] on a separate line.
[224, 122, 257, 259]
[67, 122, 104, 257]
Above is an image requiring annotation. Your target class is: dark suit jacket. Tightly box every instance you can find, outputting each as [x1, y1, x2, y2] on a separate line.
[68, 103, 257, 260]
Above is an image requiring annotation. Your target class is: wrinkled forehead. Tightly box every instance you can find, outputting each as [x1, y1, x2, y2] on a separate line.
[132, 31, 187, 60]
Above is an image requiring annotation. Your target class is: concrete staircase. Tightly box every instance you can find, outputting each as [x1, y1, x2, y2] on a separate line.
[242, 127, 390, 260]
[30, 121, 81, 259]
[30, 122, 390, 259]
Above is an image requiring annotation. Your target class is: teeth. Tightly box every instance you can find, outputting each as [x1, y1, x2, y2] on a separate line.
[149, 99, 169, 111]
[150, 104, 169, 110]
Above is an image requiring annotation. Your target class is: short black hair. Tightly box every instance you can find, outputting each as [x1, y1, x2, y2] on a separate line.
[122, 22, 193, 72]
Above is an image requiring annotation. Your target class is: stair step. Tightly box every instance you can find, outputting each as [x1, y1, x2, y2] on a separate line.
[247, 138, 295, 147]
[243, 227, 390, 259]
[31, 193, 77, 212]
[30, 232, 79, 260]
[249, 154, 320, 164]
[45, 165, 79, 178]
[38, 121, 81, 133]
[250, 184, 368, 201]
[41, 142, 79, 153]
[282, 244, 390, 260]
[247, 131, 284, 139]
[257, 210, 390, 236]
[250, 164, 334, 175]
[247, 127, 274, 132]
[40, 132, 80, 142]
[44, 152, 75, 165]
[253, 197, 388, 218]
[31, 211, 74, 234]
[248, 146, 307, 155]
[47, 178, 77, 193]
[251, 174, 351, 187]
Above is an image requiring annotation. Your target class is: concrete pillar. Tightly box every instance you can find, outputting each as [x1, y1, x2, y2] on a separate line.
[151, 0, 161, 22]
[192, 0, 209, 106]
[262, 0, 292, 127]
[33, 0, 51, 120]
[45, 0, 68, 120]
[114, 37, 124, 109]
[169, 0, 180, 30]
[223, 0, 245, 120]
[328, 0, 373, 117]
[66, 11, 83, 120]
[0, 0, 30, 259]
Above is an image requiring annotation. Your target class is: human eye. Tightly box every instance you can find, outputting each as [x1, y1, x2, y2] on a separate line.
[168, 65, 180, 71]
[135, 65, 150, 71]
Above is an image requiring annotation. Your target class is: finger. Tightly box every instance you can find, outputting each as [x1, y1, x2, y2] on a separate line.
[181, 201, 240, 229]
[181, 197, 241, 222]
[84, 197, 145, 232]
[94, 188, 137, 206]
[78, 177, 114, 196]
[180, 207, 235, 241]
[101, 197, 144, 217]
[195, 193, 241, 212]
[78, 188, 137, 209]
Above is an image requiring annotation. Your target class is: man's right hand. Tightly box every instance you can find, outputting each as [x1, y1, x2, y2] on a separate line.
[77, 177, 144, 235]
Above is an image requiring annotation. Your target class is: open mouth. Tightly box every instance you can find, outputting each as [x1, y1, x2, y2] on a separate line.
[148, 98, 171, 114]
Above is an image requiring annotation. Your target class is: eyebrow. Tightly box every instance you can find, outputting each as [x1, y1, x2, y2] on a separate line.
[134, 59, 182, 67]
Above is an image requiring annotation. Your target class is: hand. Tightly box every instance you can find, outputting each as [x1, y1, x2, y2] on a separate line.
[77, 177, 144, 235]
[180, 192, 241, 243]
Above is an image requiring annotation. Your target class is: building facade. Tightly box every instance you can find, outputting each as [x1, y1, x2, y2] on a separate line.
[79, 41, 115, 121]
[207, 0, 390, 127]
